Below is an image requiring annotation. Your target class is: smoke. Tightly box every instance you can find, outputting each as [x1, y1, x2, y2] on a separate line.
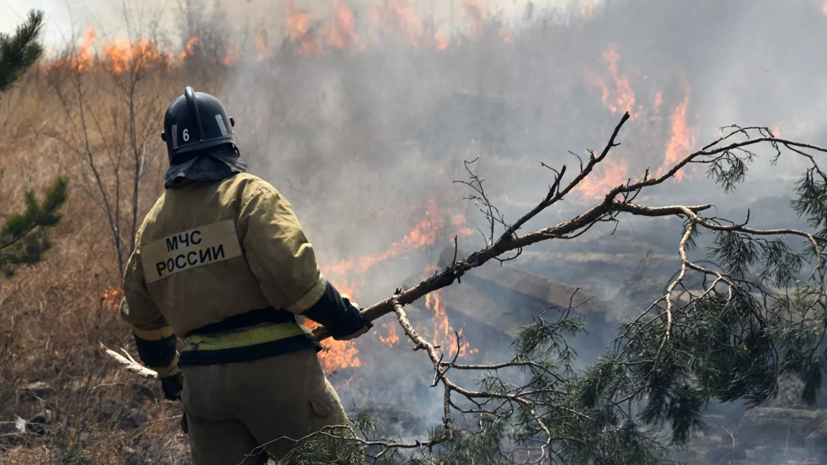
[212, 0, 827, 444]
[15, 0, 827, 450]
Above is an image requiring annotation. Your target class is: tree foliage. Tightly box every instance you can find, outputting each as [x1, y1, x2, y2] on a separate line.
[0, 177, 69, 277]
[0, 11, 68, 278]
[0, 10, 44, 95]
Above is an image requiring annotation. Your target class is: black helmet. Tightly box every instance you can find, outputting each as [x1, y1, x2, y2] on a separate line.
[161, 86, 236, 164]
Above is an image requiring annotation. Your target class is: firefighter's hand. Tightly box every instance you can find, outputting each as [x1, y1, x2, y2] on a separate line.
[334, 319, 372, 341]
[330, 298, 372, 341]
[161, 372, 184, 401]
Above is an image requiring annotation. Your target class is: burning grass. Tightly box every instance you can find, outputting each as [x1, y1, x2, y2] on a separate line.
[3, 0, 807, 460]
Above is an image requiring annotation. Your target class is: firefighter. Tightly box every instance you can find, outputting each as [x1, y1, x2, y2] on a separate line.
[120, 87, 371, 464]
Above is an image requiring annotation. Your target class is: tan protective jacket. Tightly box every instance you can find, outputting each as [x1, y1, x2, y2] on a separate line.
[121, 173, 327, 340]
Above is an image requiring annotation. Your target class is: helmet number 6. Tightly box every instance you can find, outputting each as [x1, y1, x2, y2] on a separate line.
[183, 128, 190, 142]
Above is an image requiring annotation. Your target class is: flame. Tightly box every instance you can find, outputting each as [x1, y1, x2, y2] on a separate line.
[586, 45, 638, 118]
[101, 286, 123, 310]
[317, 198, 473, 369]
[101, 39, 131, 74]
[223, 39, 241, 66]
[101, 39, 164, 75]
[771, 122, 785, 138]
[324, 198, 471, 277]
[451, 213, 474, 237]
[327, 0, 361, 49]
[657, 77, 697, 181]
[379, 321, 399, 346]
[301, 278, 362, 375]
[369, 0, 424, 46]
[463, 0, 486, 37]
[575, 157, 630, 200]
[286, 0, 323, 55]
[179, 37, 199, 62]
[434, 31, 450, 50]
[318, 338, 361, 372]
[653, 92, 663, 112]
[50, 26, 96, 72]
[253, 32, 268, 60]
[425, 290, 476, 358]
[500, 29, 512, 44]
[304, 310, 361, 373]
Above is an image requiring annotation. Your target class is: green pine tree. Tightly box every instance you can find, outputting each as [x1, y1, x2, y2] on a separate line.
[0, 10, 68, 277]
[0, 10, 45, 94]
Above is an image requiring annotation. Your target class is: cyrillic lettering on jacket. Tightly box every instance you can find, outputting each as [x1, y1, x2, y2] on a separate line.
[141, 219, 242, 284]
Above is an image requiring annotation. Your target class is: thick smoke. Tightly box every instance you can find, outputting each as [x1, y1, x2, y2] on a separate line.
[13, 0, 827, 454]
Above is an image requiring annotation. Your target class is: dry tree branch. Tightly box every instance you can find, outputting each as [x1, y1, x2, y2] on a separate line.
[99, 342, 157, 378]
[312, 113, 718, 341]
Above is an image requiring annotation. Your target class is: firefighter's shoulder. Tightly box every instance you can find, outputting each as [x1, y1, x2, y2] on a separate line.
[219, 173, 285, 204]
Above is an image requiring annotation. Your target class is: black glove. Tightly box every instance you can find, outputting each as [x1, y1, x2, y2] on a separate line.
[161, 372, 184, 401]
[304, 283, 373, 340]
[329, 296, 372, 341]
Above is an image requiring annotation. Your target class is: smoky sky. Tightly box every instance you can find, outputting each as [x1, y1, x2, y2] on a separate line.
[1, 0, 587, 48]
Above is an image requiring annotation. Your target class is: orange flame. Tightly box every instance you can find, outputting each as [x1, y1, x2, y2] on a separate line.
[586, 45, 638, 118]
[253, 32, 268, 60]
[653, 92, 663, 113]
[304, 315, 361, 373]
[657, 77, 696, 181]
[101, 286, 123, 310]
[369, 0, 424, 46]
[286, 0, 323, 55]
[316, 198, 473, 370]
[770, 122, 785, 138]
[301, 277, 361, 374]
[101, 39, 164, 75]
[500, 29, 512, 44]
[425, 290, 476, 358]
[223, 39, 242, 66]
[46, 26, 99, 73]
[76, 27, 97, 72]
[463, 0, 486, 37]
[327, 0, 361, 49]
[379, 321, 399, 346]
[575, 157, 630, 200]
[179, 37, 199, 62]
[324, 198, 471, 278]
[318, 338, 361, 372]
[434, 31, 450, 50]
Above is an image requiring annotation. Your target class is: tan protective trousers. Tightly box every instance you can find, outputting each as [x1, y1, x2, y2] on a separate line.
[181, 348, 349, 465]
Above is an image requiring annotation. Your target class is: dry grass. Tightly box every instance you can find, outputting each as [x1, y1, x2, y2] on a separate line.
[0, 65, 190, 463]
